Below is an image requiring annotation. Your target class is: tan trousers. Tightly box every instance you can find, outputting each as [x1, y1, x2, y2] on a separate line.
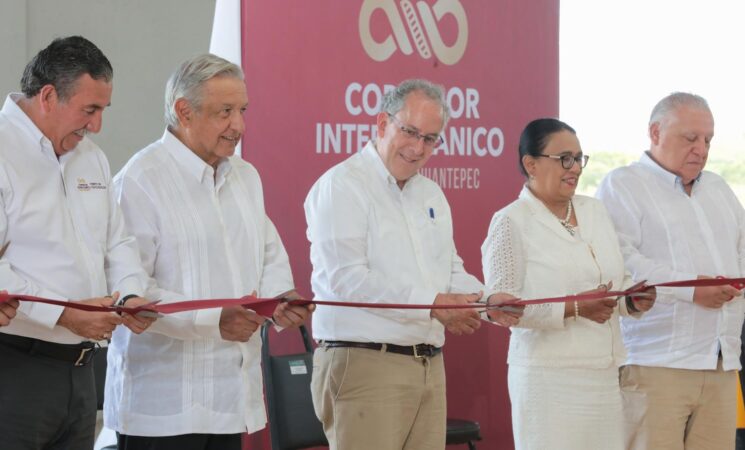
[620, 361, 737, 450]
[311, 346, 446, 450]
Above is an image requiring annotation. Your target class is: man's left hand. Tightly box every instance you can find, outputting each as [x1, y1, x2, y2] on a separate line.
[630, 286, 656, 313]
[119, 296, 158, 334]
[0, 292, 18, 327]
[272, 290, 314, 328]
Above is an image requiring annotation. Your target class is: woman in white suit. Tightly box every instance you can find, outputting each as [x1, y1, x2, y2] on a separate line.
[481, 118, 655, 450]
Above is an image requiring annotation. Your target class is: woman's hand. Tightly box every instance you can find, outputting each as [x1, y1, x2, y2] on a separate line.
[575, 282, 616, 324]
[486, 293, 523, 327]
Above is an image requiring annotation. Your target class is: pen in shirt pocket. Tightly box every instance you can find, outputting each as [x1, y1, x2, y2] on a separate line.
[428, 207, 435, 220]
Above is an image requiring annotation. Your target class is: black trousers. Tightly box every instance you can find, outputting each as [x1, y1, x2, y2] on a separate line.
[0, 340, 97, 450]
[117, 433, 243, 450]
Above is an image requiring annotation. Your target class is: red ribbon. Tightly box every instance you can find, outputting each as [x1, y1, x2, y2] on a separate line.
[1, 277, 743, 318]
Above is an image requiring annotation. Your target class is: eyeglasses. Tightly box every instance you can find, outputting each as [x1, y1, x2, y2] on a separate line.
[387, 114, 443, 147]
[535, 153, 589, 170]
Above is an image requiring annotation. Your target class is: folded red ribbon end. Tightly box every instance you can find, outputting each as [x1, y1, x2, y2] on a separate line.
[242, 296, 281, 319]
[717, 276, 745, 291]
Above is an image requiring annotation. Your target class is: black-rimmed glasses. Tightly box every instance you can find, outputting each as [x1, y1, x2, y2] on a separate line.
[387, 113, 443, 147]
[535, 153, 589, 170]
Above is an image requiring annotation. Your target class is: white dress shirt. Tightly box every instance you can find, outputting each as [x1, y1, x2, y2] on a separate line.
[305, 141, 487, 347]
[0, 94, 144, 345]
[597, 152, 745, 371]
[482, 186, 634, 368]
[104, 130, 295, 436]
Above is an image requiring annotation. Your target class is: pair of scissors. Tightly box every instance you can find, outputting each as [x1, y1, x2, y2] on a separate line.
[623, 280, 655, 300]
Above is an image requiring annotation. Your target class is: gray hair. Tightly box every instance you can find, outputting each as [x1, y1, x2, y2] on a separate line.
[165, 53, 244, 128]
[380, 79, 450, 127]
[649, 92, 711, 128]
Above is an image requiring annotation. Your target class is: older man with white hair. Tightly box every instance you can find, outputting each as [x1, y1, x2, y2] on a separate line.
[597, 92, 745, 450]
[105, 54, 313, 450]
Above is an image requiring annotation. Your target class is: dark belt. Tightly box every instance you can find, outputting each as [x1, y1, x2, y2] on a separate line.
[0, 332, 97, 366]
[323, 340, 442, 358]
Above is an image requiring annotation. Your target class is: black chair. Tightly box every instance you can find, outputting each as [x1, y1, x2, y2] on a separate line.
[261, 322, 328, 449]
[261, 322, 482, 449]
[446, 418, 481, 449]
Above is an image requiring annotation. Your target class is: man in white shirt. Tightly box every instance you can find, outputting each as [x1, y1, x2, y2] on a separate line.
[0, 36, 154, 450]
[597, 92, 745, 450]
[305, 78, 519, 450]
[106, 54, 313, 450]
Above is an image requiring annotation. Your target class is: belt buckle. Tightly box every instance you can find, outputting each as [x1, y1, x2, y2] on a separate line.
[74, 346, 94, 367]
[413, 344, 429, 359]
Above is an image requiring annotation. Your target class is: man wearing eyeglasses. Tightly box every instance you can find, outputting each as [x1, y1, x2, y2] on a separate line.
[597, 92, 745, 450]
[304, 78, 520, 450]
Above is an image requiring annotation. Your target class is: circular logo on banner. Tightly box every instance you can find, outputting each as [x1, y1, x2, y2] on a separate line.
[359, 0, 468, 65]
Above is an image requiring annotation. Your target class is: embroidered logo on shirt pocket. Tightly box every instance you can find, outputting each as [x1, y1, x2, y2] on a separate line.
[77, 177, 107, 191]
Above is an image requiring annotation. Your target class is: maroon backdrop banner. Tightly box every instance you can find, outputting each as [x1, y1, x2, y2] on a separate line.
[239, 1, 559, 448]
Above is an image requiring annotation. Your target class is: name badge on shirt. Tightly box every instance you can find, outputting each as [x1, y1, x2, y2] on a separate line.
[77, 178, 107, 191]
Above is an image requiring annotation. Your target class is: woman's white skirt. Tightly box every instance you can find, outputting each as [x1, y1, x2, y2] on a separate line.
[508, 364, 623, 450]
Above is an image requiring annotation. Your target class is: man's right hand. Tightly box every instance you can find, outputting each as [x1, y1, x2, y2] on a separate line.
[57, 296, 123, 340]
[0, 293, 18, 326]
[693, 275, 743, 309]
[431, 292, 482, 335]
[219, 306, 267, 342]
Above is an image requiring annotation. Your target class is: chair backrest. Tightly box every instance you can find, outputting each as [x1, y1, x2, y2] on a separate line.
[261, 322, 328, 450]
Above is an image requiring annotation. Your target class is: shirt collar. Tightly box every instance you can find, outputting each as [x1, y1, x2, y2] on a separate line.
[2, 94, 54, 154]
[518, 184, 580, 241]
[638, 151, 702, 192]
[518, 184, 548, 211]
[361, 140, 421, 188]
[161, 128, 232, 185]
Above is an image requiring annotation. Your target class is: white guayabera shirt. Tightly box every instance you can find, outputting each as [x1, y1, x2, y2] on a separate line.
[0, 94, 145, 345]
[104, 130, 294, 436]
[597, 152, 745, 371]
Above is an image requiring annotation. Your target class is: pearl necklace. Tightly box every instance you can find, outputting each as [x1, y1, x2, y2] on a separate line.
[558, 200, 575, 236]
